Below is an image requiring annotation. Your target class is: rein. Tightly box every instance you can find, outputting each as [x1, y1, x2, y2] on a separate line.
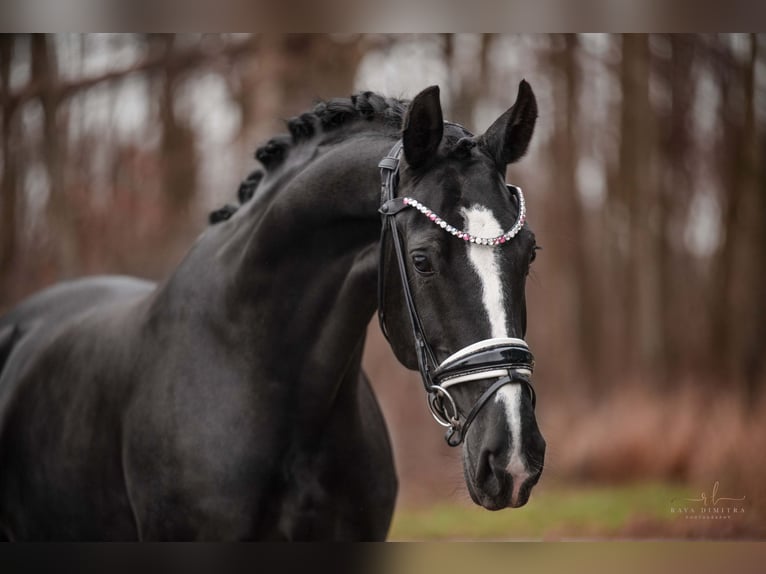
[377, 137, 536, 447]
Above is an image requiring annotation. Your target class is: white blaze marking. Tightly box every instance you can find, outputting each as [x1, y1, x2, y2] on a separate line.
[461, 205, 529, 505]
[497, 385, 530, 506]
[460, 206, 507, 339]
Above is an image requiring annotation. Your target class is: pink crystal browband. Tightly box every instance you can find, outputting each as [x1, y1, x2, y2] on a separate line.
[400, 185, 526, 247]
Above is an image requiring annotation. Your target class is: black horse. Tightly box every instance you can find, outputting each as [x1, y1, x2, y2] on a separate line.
[0, 81, 545, 541]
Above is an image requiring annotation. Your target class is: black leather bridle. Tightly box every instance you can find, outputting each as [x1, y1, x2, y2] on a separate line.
[377, 138, 537, 447]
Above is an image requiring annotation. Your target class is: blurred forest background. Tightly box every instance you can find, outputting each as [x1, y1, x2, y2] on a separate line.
[1, 34, 765, 539]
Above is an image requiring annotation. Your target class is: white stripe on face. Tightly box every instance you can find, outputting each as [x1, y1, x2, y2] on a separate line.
[461, 204, 529, 505]
[460, 205, 507, 339]
[496, 385, 529, 506]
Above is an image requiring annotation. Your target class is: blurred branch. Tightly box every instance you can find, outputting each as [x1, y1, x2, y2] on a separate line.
[2, 34, 258, 114]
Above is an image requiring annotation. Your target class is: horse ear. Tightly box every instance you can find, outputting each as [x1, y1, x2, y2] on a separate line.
[480, 79, 537, 168]
[402, 85, 444, 169]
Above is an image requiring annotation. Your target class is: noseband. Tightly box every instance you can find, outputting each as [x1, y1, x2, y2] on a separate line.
[377, 138, 536, 447]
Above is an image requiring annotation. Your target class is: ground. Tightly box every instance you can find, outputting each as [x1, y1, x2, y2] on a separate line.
[389, 482, 765, 540]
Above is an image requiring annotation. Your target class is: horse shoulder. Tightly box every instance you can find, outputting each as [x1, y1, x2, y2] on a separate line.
[120, 350, 288, 538]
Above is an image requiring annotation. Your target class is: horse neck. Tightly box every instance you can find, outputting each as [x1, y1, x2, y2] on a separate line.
[220, 132, 395, 398]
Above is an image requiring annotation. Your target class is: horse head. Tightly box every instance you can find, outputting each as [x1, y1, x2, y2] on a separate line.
[380, 81, 545, 510]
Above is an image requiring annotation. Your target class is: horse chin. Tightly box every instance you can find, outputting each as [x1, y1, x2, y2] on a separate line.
[470, 490, 512, 511]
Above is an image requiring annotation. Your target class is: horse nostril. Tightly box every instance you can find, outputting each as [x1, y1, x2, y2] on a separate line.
[477, 451, 509, 488]
[476, 449, 493, 484]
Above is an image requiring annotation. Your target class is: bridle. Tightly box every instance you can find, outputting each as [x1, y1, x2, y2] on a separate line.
[377, 136, 537, 447]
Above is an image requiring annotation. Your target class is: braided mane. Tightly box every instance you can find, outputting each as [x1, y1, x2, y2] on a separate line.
[209, 91, 409, 225]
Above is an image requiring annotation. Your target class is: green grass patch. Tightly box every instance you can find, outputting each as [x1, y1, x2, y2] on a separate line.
[389, 482, 691, 540]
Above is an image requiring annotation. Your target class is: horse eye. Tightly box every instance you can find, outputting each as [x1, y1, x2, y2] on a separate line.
[411, 253, 434, 275]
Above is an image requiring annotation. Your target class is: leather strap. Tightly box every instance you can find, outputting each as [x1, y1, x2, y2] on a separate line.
[444, 374, 534, 447]
[377, 141, 438, 382]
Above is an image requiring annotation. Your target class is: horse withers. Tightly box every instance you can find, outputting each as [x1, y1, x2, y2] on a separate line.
[0, 81, 545, 540]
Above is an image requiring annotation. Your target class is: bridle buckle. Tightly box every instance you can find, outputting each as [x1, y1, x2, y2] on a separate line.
[427, 385, 459, 428]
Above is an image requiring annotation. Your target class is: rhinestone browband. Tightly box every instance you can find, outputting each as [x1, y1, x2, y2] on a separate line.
[400, 186, 526, 247]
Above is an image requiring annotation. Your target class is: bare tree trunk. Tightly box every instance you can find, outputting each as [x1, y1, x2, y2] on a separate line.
[549, 35, 601, 390]
[32, 35, 78, 278]
[737, 35, 763, 404]
[616, 35, 643, 376]
[710, 37, 754, 389]
[151, 34, 198, 213]
[0, 37, 18, 301]
[603, 35, 627, 383]
[751, 118, 766, 401]
[565, 35, 602, 389]
[619, 34, 658, 379]
[657, 35, 696, 380]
